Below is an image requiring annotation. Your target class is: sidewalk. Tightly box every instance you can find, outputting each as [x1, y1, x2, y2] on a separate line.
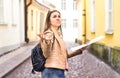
[0, 42, 37, 78]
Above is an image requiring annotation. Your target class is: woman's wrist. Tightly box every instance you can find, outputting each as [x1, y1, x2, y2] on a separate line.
[79, 49, 83, 54]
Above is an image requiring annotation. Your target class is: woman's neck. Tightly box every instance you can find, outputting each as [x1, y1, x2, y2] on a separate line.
[51, 26, 58, 32]
[51, 26, 61, 36]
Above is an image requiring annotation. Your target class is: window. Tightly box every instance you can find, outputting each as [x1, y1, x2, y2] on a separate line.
[73, 19, 78, 28]
[91, 0, 96, 32]
[0, 0, 16, 25]
[73, 19, 78, 39]
[62, 19, 66, 29]
[0, 0, 4, 23]
[31, 10, 33, 31]
[61, 0, 66, 10]
[105, 0, 113, 34]
[11, 0, 16, 25]
[73, 0, 77, 10]
[40, 13, 44, 32]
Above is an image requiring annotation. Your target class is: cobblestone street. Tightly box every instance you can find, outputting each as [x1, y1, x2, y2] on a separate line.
[4, 42, 120, 78]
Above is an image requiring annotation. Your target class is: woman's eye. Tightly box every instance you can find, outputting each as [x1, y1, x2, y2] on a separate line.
[53, 15, 61, 18]
[53, 15, 57, 18]
[58, 15, 61, 18]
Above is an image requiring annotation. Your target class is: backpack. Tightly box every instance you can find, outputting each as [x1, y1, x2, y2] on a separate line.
[31, 44, 46, 74]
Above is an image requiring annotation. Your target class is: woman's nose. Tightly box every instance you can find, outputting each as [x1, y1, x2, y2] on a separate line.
[56, 17, 60, 19]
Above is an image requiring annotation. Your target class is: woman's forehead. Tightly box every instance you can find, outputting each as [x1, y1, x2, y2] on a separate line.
[51, 12, 60, 16]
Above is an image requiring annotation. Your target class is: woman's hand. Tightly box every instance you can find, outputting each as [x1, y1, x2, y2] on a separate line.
[37, 33, 45, 39]
[37, 33, 52, 45]
[80, 46, 87, 52]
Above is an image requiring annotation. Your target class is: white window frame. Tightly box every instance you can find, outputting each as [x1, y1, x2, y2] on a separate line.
[0, 0, 5, 24]
[105, 0, 113, 34]
[11, 0, 17, 25]
[61, 0, 66, 10]
[91, 0, 96, 32]
[0, 0, 17, 25]
[73, 0, 77, 10]
[62, 19, 66, 29]
[73, 19, 78, 28]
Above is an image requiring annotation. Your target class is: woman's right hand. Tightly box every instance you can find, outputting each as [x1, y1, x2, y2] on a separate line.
[37, 33, 45, 39]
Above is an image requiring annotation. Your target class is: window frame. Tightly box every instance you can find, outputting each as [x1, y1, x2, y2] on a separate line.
[105, 0, 114, 34]
[61, 0, 66, 10]
[73, 0, 77, 10]
[0, 0, 5, 24]
[90, 0, 96, 33]
[62, 19, 66, 29]
[73, 19, 78, 28]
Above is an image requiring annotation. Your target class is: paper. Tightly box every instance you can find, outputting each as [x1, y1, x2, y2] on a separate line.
[71, 36, 105, 51]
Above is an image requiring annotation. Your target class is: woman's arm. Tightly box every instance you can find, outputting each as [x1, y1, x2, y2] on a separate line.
[67, 49, 82, 58]
[38, 30, 54, 58]
[67, 47, 87, 58]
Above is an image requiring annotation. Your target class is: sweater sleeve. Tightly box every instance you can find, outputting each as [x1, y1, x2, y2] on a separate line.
[67, 49, 82, 58]
[41, 30, 54, 58]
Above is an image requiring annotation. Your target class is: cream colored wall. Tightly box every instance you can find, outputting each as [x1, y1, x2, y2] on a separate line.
[0, 25, 20, 47]
[0, 0, 25, 55]
[27, 5, 40, 41]
[27, 3, 49, 41]
[0, 0, 24, 47]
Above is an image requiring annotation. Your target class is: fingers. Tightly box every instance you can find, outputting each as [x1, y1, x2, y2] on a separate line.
[80, 46, 87, 51]
[37, 33, 45, 39]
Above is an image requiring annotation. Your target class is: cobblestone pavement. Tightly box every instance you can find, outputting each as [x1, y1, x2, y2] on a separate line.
[4, 42, 120, 78]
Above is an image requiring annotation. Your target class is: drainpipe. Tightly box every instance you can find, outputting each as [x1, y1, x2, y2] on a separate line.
[82, 0, 86, 44]
[24, 0, 32, 43]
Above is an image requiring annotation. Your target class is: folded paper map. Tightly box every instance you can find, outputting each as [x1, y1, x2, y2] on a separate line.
[71, 36, 105, 51]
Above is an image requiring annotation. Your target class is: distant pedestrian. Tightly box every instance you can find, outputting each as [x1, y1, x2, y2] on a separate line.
[38, 10, 87, 78]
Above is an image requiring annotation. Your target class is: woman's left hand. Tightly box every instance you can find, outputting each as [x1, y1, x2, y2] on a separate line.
[80, 46, 87, 52]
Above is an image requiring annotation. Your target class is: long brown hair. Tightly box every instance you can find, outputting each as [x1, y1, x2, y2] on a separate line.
[43, 10, 63, 35]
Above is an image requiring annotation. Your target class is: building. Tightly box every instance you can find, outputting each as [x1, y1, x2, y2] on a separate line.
[76, 0, 120, 73]
[45, 0, 79, 42]
[26, 0, 55, 42]
[0, 0, 55, 56]
[0, 0, 25, 56]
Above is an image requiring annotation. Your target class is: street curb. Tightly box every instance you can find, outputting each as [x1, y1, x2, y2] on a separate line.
[0, 42, 36, 78]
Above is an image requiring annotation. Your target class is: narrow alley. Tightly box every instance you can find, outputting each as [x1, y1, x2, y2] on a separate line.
[1, 0, 120, 78]
[3, 42, 120, 78]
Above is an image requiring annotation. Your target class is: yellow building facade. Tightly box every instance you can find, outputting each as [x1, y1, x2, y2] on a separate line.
[77, 0, 120, 47]
[77, 0, 120, 73]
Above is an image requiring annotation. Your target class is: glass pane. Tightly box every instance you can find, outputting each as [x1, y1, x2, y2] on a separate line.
[0, 0, 3, 23]
[109, 0, 112, 9]
[109, 12, 113, 29]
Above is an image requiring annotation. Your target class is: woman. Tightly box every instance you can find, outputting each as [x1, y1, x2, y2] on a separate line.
[39, 10, 86, 78]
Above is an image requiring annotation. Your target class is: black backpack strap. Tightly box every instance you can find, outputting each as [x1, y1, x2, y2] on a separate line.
[31, 69, 35, 74]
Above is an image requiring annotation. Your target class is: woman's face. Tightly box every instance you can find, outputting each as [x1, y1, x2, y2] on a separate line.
[50, 11, 61, 28]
